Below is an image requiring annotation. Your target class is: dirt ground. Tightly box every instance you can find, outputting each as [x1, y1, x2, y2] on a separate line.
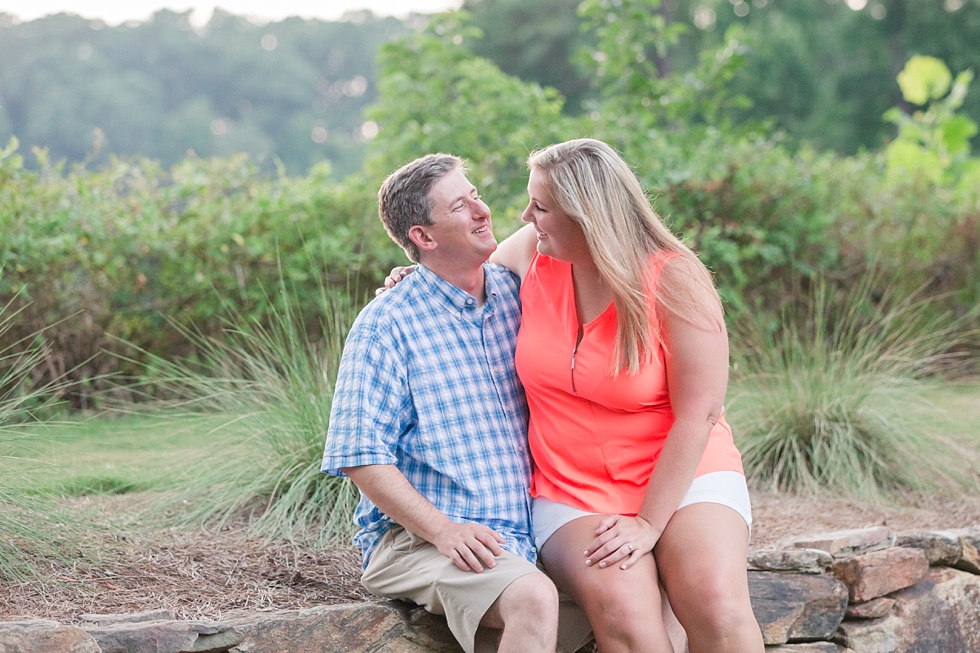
[3, 490, 980, 624]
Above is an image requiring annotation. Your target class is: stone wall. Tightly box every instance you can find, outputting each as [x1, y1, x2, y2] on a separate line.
[3, 525, 979, 653]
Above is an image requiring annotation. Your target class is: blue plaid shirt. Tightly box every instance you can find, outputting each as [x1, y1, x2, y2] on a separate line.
[322, 263, 534, 566]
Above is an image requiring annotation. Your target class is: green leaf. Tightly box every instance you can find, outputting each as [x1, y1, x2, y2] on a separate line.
[897, 56, 952, 105]
[941, 115, 978, 155]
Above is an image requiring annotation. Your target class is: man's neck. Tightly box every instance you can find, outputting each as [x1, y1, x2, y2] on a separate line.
[420, 258, 488, 306]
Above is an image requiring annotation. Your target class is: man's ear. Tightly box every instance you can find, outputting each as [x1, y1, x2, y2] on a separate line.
[408, 224, 438, 253]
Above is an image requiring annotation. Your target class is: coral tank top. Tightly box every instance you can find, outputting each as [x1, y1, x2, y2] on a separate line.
[515, 251, 744, 516]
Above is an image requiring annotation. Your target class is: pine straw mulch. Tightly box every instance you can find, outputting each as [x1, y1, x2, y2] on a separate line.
[3, 490, 980, 624]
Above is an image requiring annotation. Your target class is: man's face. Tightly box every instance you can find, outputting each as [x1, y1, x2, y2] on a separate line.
[422, 168, 496, 265]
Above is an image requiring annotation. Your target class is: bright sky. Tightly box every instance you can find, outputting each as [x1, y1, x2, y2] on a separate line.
[0, 0, 462, 25]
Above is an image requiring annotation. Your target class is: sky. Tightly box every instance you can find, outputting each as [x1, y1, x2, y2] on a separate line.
[0, 0, 463, 25]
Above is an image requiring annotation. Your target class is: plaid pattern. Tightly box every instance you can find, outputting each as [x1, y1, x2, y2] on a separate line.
[322, 263, 534, 566]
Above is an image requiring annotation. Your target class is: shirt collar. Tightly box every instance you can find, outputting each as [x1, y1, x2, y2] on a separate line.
[416, 263, 497, 313]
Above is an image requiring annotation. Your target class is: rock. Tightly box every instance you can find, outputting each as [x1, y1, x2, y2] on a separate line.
[222, 602, 461, 653]
[836, 567, 980, 653]
[0, 620, 101, 653]
[950, 526, 980, 574]
[845, 598, 895, 619]
[748, 549, 833, 574]
[831, 547, 928, 603]
[80, 610, 177, 625]
[765, 644, 854, 652]
[84, 620, 244, 653]
[779, 527, 893, 558]
[895, 530, 961, 566]
[747, 571, 848, 645]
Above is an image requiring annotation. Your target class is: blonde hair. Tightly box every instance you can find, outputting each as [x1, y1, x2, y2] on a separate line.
[528, 138, 722, 374]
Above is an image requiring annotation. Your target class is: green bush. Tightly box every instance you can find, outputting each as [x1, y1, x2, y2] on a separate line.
[0, 139, 404, 408]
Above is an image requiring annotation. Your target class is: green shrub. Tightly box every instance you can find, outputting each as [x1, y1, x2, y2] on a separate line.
[728, 275, 979, 499]
[0, 139, 404, 408]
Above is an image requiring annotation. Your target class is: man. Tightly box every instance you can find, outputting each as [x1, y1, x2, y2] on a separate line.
[321, 154, 559, 653]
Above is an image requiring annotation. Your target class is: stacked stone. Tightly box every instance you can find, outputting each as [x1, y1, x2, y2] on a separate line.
[750, 525, 980, 653]
[2, 526, 979, 653]
[0, 610, 244, 653]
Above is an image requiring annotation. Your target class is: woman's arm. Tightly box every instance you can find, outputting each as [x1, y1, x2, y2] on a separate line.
[377, 223, 538, 294]
[585, 259, 728, 570]
[489, 223, 538, 283]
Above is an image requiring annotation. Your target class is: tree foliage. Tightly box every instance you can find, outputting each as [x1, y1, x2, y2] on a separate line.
[365, 12, 575, 221]
[0, 10, 407, 176]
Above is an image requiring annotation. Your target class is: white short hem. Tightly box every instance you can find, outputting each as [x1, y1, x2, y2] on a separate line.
[533, 470, 752, 550]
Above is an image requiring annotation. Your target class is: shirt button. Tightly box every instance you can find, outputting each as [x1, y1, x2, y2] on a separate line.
[465, 298, 474, 305]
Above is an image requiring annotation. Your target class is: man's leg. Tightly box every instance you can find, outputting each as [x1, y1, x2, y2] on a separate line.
[480, 572, 559, 653]
[362, 526, 557, 653]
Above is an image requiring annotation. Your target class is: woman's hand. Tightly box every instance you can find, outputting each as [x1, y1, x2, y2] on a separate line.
[585, 514, 661, 570]
[375, 265, 417, 296]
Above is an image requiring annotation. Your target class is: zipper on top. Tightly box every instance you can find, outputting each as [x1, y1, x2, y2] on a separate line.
[570, 326, 584, 393]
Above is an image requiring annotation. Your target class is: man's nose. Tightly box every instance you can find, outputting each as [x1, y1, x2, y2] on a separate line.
[473, 199, 491, 219]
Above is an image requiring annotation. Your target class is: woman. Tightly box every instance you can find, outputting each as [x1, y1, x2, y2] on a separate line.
[490, 138, 764, 653]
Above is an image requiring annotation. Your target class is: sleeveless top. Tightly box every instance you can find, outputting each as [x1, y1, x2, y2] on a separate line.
[515, 251, 744, 516]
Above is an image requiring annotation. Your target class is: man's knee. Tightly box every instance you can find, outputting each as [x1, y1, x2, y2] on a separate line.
[497, 572, 559, 626]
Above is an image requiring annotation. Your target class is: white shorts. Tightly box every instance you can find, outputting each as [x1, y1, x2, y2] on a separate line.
[532, 471, 752, 550]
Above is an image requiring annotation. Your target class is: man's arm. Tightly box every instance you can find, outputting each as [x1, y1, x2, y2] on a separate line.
[343, 464, 506, 573]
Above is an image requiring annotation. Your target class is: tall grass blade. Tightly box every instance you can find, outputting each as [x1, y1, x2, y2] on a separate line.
[126, 280, 361, 549]
[0, 295, 82, 581]
[729, 274, 979, 500]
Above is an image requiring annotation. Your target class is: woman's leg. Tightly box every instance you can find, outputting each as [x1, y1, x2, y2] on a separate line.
[541, 515, 675, 653]
[655, 503, 764, 653]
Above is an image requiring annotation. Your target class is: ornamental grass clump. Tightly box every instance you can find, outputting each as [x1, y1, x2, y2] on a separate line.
[0, 297, 79, 581]
[728, 276, 978, 500]
[131, 282, 360, 549]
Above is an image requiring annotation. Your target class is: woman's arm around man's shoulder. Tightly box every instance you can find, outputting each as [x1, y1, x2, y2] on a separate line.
[490, 224, 538, 284]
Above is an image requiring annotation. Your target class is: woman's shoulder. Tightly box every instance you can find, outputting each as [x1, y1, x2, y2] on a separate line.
[650, 251, 724, 330]
[646, 249, 697, 289]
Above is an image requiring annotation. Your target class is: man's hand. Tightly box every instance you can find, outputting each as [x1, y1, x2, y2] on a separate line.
[433, 521, 506, 573]
[343, 465, 506, 573]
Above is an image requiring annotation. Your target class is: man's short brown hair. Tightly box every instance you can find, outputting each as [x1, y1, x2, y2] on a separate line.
[378, 154, 464, 262]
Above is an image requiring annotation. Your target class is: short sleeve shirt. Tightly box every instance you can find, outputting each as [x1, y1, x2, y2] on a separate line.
[322, 263, 534, 566]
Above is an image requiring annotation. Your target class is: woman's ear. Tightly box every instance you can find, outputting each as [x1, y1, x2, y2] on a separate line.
[408, 224, 438, 253]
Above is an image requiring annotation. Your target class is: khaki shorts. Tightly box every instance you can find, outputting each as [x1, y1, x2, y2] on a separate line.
[361, 525, 593, 653]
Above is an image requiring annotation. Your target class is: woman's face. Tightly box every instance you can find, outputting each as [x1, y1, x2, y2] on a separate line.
[522, 168, 592, 264]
